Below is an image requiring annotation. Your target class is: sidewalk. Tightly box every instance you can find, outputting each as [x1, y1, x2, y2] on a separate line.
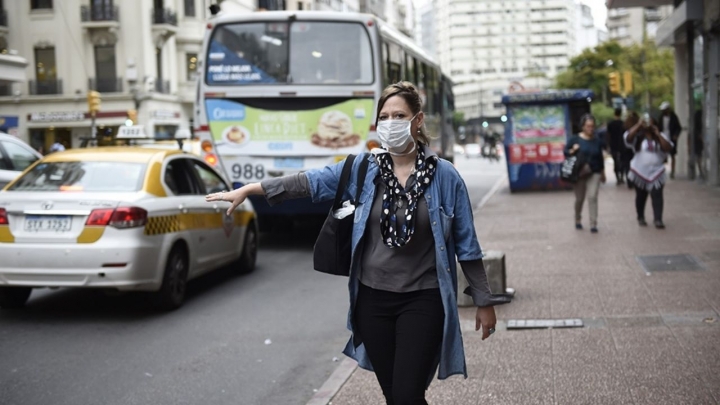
[323, 177, 720, 405]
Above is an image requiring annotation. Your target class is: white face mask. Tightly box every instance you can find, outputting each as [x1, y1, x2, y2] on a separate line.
[376, 114, 418, 155]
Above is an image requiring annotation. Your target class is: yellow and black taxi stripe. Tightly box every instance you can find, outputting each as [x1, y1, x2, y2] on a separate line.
[144, 211, 254, 236]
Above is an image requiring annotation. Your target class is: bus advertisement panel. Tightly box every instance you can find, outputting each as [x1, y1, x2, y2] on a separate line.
[205, 98, 375, 182]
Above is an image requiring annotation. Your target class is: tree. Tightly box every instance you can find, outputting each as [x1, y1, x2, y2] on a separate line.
[555, 40, 674, 113]
[452, 111, 465, 131]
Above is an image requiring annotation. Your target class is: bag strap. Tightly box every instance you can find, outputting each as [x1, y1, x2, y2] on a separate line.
[333, 154, 356, 210]
[353, 154, 370, 205]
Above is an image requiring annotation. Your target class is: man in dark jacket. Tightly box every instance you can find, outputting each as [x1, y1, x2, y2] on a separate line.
[607, 108, 626, 185]
[657, 101, 681, 179]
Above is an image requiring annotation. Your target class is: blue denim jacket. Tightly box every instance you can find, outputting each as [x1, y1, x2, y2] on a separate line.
[304, 150, 484, 380]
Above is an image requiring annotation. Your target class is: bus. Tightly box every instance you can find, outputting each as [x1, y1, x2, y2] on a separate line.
[194, 11, 455, 228]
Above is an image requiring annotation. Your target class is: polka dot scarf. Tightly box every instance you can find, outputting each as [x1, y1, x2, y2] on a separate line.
[375, 144, 437, 248]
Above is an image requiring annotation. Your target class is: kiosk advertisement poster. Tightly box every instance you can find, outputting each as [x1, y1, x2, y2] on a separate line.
[507, 105, 566, 165]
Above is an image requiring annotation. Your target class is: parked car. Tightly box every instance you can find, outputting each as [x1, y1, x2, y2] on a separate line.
[0, 147, 258, 310]
[0, 133, 43, 189]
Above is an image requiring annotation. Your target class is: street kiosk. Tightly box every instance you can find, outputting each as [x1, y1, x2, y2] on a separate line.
[501, 89, 594, 192]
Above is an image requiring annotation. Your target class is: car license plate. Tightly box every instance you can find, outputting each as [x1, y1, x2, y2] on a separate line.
[274, 157, 304, 169]
[24, 215, 72, 233]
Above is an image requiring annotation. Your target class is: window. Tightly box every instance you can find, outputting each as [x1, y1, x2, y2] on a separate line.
[164, 160, 200, 195]
[0, 141, 40, 171]
[191, 161, 228, 194]
[206, 21, 373, 85]
[8, 162, 145, 192]
[186, 53, 198, 81]
[31, 0, 53, 9]
[35, 47, 56, 82]
[94, 45, 117, 92]
[184, 0, 195, 17]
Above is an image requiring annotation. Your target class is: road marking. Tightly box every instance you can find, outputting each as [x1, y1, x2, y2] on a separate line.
[306, 357, 358, 405]
[475, 174, 508, 212]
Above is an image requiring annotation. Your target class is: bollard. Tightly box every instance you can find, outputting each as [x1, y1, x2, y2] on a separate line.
[457, 250, 509, 307]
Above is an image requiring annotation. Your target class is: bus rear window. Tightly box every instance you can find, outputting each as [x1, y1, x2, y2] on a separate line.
[206, 21, 373, 86]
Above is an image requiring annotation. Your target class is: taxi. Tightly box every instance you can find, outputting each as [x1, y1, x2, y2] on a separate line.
[0, 147, 258, 310]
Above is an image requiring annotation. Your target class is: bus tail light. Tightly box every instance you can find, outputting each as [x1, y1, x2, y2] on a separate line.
[205, 153, 219, 166]
[366, 139, 381, 150]
[0, 208, 8, 225]
[201, 140, 214, 152]
[86, 207, 147, 229]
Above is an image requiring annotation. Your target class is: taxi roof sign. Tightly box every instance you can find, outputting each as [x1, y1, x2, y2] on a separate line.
[117, 125, 147, 139]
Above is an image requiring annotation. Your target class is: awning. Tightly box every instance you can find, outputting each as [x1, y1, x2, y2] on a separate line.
[0, 54, 28, 83]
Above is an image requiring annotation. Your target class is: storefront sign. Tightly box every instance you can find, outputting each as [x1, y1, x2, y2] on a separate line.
[151, 110, 179, 120]
[29, 111, 86, 122]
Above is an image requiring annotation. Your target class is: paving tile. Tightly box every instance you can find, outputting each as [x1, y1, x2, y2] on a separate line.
[594, 278, 659, 316]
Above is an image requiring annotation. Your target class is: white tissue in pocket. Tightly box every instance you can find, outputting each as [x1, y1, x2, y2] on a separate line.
[332, 200, 356, 219]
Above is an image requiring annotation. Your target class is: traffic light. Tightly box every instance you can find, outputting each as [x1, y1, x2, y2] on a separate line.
[623, 71, 633, 94]
[87, 91, 101, 115]
[608, 72, 621, 94]
[126, 109, 138, 125]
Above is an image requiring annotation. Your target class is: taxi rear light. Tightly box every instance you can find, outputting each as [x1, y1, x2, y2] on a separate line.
[201, 140, 214, 152]
[86, 207, 147, 229]
[204, 153, 219, 166]
[0, 208, 8, 225]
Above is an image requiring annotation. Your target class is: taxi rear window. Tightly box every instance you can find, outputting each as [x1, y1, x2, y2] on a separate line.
[8, 161, 146, 192]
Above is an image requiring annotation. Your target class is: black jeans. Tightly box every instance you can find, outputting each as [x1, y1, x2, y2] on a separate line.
[635, 185, 664, 221]
[355, 283, 445, 405]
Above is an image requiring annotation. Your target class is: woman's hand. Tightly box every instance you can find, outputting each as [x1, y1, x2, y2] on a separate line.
[206, 187, 248, 215]
[600, 172, 607, 184]
[475, 306, 497, 340]
[570, 144, 580, 155]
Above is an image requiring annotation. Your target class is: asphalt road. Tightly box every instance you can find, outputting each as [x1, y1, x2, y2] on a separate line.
[0, 155, 506, 405]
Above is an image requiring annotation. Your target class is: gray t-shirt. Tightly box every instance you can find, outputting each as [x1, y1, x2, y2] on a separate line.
[359, 180, 438, 292]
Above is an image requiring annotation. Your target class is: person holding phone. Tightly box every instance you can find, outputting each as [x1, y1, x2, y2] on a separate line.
[624, 113, 673, 229]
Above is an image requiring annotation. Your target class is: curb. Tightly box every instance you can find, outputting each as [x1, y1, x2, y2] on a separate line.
[305, 357, 358, 405]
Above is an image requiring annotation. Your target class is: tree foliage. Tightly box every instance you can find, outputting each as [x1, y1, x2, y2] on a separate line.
[555, 40, 675, 114]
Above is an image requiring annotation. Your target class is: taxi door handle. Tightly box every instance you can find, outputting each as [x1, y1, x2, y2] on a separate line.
[178, 204, 188, 214]
[213, 204, 220, 213]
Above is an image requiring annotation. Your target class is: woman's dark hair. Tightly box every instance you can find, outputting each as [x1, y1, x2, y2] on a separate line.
[579, 113, 595, 129]
[376, 81, 432, 145]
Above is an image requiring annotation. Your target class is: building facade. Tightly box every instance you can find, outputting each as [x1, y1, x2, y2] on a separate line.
[606, 5, 673, 46]
[0, 0, 240, 151]
[575, 3, 605, 54]
[433, 0, 578, 130]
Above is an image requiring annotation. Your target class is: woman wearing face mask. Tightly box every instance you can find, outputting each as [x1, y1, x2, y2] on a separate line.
[206, 81, 506, 404]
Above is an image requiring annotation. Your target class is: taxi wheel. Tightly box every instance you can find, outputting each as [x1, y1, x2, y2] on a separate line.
[236, 223, 258, 274]
[0, 287, 32, 309]
[155, 245, 189, 310]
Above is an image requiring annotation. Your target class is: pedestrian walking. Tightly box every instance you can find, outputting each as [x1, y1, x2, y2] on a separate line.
[206, 81, 506, 405]
[624, 113, 673, 229]
[564, 113, 606, 233]
[657, 101, 681, 179]
[607, 108, 627, 185]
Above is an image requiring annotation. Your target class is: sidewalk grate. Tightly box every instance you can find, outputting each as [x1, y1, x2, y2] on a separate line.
[637, 254, 704, 272]
[507, 318, 583, 330]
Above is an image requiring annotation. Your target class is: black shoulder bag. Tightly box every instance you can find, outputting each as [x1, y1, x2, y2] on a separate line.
[313, 154, 370, 276]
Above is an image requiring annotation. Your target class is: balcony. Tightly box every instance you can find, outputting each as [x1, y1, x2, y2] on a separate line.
[151, 8, 177, 47]
[89, 77, 123, 93]
[154, 79, 170, 94]
[80, 5, 120, 30]
[152, 8, 177, 26]
[0, 83, 12, 96]
[29, 79, 63, 95]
